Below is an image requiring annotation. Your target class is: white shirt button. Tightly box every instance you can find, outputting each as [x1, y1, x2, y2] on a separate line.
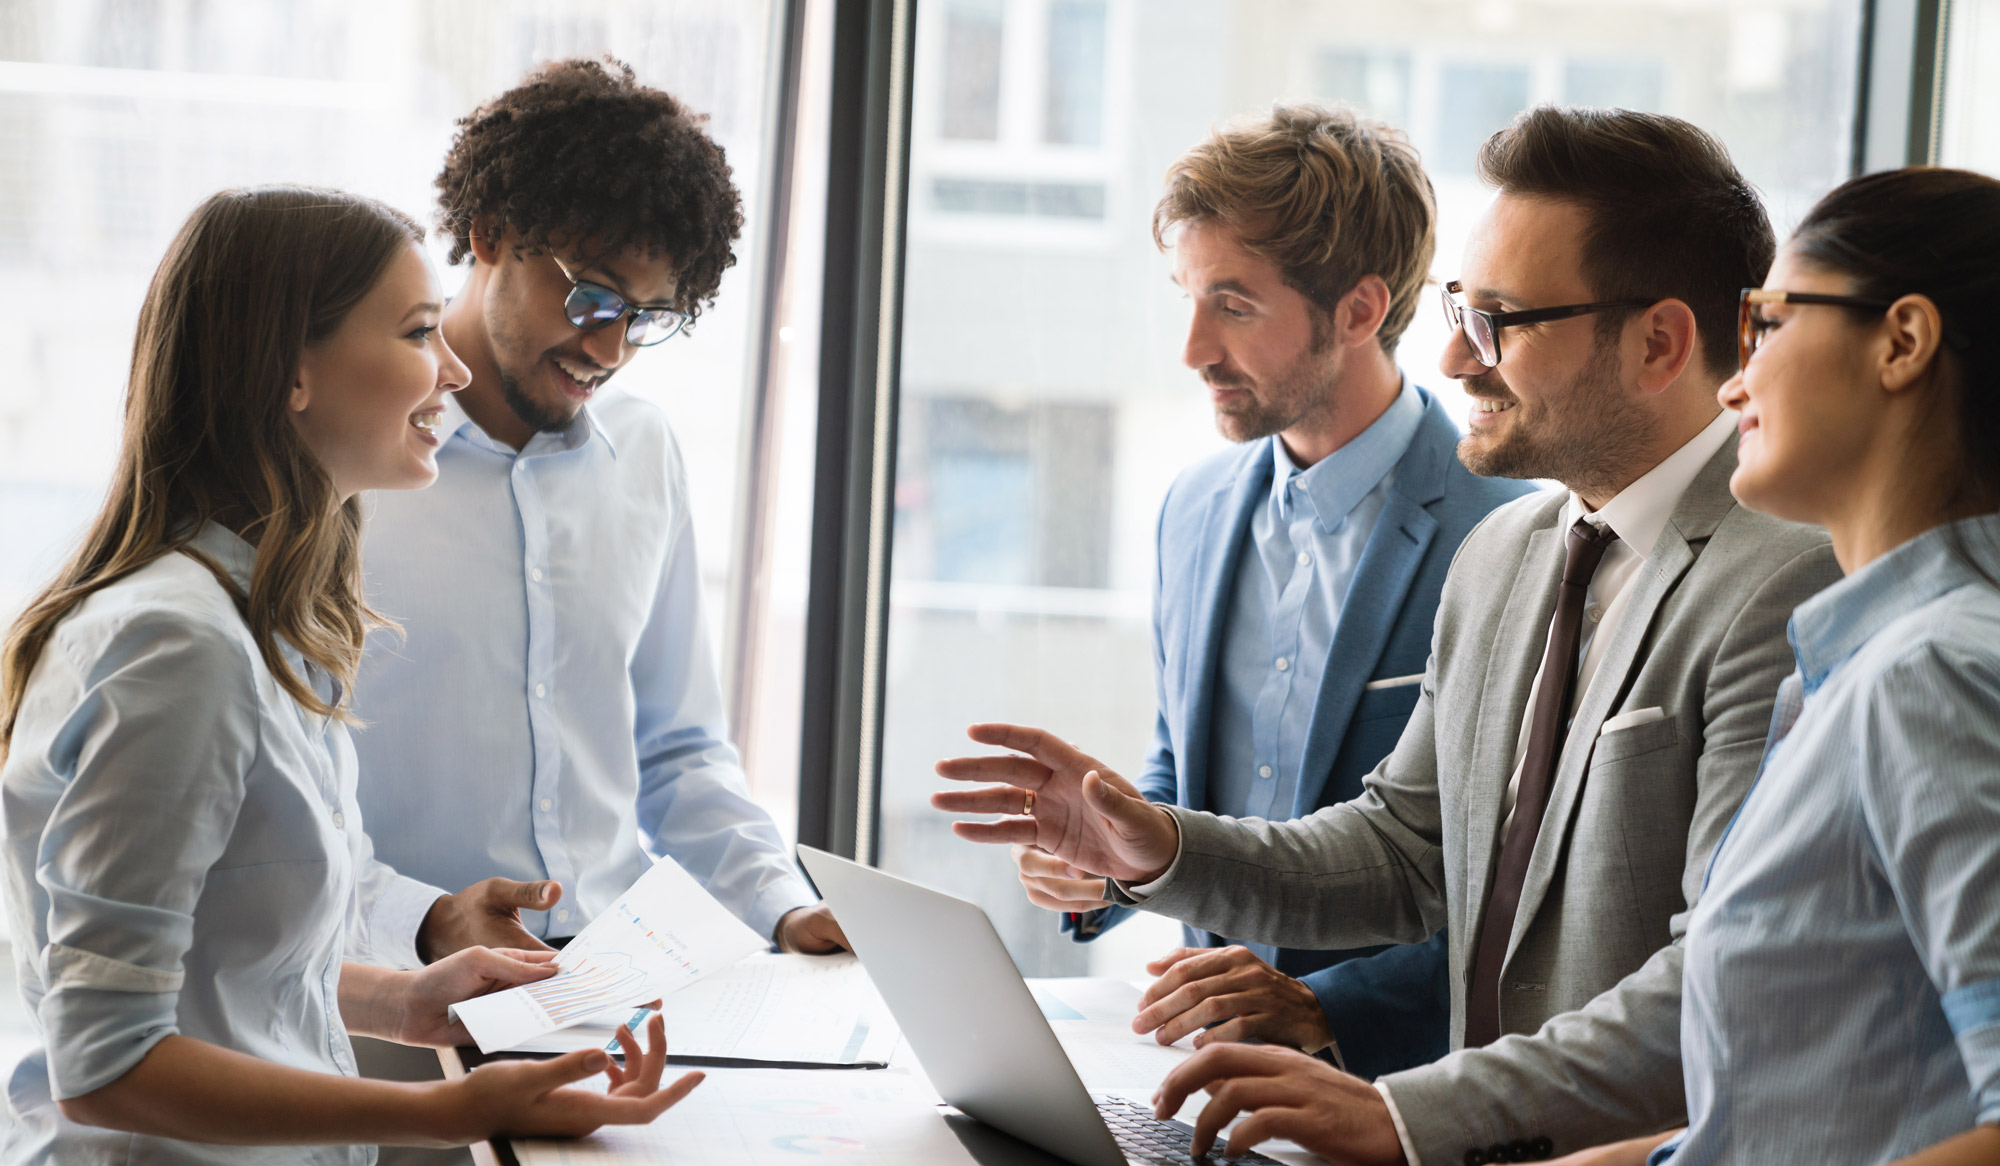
[1587, 606, 1603, 624]
[539, 797, 553, 812]
[330, 811, 345, 830]
[531, 567, 545, 582]
[556, 909, 570, 922]
[1297, 552, 1310, 566]
[1275, 657, 1290, 671]
[535, 683, 547, 698]
[1259, 765, 1273, 778]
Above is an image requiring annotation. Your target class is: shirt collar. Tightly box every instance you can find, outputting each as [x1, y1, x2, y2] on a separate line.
[1788, 513, 2000, 692]
[438, 391, 617, 460]
[186, 520, 257, 593]
[1565, 408, 1738, 558]
[1269, 376, 1426, 530]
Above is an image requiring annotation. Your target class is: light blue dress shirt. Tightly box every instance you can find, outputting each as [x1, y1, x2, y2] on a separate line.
[1657, 515, 2000, 1165]
[1, 523, 372, 1166]
[349, 390, 813, 960]
[1208, 379, 1425, 822]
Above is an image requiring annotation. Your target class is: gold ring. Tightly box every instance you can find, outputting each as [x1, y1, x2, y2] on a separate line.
[1023, 789, 1036, 816]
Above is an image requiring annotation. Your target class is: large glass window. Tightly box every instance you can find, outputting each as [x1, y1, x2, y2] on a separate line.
[1941, 0, 2000, 176]
[879, 0, 1865, 977]
[0, 0, 817, 1059]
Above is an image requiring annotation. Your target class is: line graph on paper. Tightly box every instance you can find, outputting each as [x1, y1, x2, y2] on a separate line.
[525, 954, 650, 1027]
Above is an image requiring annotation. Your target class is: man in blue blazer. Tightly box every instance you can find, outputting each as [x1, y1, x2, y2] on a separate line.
[1005, 105, 1534, 1080]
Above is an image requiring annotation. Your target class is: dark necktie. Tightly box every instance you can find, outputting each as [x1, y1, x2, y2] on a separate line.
[1464, 517, 1620, 1048]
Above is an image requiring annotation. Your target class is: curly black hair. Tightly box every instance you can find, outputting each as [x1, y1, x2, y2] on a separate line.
[435, 56, 743, 322]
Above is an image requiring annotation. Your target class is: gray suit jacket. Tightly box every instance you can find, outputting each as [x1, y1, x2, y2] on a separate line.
[1115, 435, 1840, 1163]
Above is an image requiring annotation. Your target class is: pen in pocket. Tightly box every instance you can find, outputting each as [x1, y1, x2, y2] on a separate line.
[605, 1007, 654, 1054]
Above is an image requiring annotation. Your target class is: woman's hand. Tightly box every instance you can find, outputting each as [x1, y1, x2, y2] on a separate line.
[444, 1014, 703, 1142]
[394, 947, 558, 1048]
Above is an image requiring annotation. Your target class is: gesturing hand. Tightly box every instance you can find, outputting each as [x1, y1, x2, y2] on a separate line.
[1152, 1043, 1405, 1164]
[931, 723, 1180, 885]
[1135, 946, 1333, 1053]
[418, 877, 562, 963]
[446, 1014, 704, 1142]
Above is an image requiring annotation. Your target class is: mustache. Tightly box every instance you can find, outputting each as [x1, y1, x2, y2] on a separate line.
[1201, 367, 1253, 391]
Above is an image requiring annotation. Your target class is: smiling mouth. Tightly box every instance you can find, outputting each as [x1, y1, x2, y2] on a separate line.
[1470, 397, 1516, 415]
[551, 355, 609, 398]
[411, 410, 444, 437]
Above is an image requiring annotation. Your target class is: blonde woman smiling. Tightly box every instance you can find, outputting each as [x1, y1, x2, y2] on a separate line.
[0, 187, 699, 1165]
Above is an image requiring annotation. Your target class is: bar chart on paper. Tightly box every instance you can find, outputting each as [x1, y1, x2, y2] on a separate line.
[450, 856, 768, 1053]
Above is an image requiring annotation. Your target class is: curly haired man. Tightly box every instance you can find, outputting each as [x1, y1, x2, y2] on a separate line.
[345, 56, 843, 1006]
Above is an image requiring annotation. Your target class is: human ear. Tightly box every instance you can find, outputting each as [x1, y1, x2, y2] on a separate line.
[1633, 298, 1699, 394]
[1338, 274, 1392, 347]
[468, 217, 504, 267]
[1877, 294, 1945, 395]
[289, 361, 314, 414]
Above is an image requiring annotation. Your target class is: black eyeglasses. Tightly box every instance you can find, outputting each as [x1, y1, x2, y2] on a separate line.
[552, 255, 687, 347]
[1440, 280, 1656, 368]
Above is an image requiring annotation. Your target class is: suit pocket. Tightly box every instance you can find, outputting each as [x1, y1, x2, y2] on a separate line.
[1591, 713, 1683, 764]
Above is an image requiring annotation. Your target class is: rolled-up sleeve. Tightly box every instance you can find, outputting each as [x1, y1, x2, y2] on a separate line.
[1857, 643, 2000, 1123]
[33, 611, 257, 1098]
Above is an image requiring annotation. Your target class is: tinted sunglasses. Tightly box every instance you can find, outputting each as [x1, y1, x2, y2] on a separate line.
[552, 254, 688, 347]
[1441, 280, 1656, 368]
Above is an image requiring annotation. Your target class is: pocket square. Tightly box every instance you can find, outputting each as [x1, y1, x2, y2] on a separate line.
[1601, 706, 1670, 734]
[1363, 673, 1424, 691]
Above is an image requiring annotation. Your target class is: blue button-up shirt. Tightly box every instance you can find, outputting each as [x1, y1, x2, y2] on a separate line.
[1207, 379, 1425, 822]
[2, 523, 370, 1166]
[348, 390, 814, 962]
[1658, 515, 2000, 1165]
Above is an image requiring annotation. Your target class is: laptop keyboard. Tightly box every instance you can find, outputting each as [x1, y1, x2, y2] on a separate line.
[1095, 1095, 1282, 1165]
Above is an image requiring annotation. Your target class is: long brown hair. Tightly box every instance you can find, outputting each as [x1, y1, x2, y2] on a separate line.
[1, 186, 423, 745]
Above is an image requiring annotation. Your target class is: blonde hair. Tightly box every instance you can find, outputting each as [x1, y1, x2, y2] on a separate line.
[2, 186, 422, 745]
[1154, 103, 1436, 353]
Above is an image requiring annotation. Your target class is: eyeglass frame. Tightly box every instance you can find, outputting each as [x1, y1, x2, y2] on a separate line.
[550, 253, 689, 348]
[1440, 279, 1658, 368]
[1732, 287, 1986, 369]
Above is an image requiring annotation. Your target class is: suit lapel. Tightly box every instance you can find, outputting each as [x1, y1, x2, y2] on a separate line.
[1504, 437, 1743, 961]
[1181, 444, 1271, 812]
[1461, 516, 1566, 929]
[1289, 405, 1456, 815]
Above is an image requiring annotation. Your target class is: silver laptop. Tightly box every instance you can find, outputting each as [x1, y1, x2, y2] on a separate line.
[797, 845, 1275, 1166]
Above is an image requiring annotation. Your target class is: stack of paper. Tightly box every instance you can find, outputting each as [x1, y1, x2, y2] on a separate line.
[449, 856, 768, 1054]
[504, 952, 901, 1067]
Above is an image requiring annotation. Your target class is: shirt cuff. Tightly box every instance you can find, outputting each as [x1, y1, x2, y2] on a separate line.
[360, 874, 448, 969]
[38, 982, 178, 1100]
[748, 875, 820, 948]
[1376, 1081, 1424, 1166]
[1117, 847, 1185, 901]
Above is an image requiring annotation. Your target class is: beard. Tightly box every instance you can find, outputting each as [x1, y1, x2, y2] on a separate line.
[1457, 335, 1658, 497]
[1207, 339, 1339, 445]
[497, 361, 582, 436]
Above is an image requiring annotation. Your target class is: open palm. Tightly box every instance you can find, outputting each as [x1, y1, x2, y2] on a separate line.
[932, 723, 1178, 883]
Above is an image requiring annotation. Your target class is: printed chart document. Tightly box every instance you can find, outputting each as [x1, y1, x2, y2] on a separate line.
[449, 856, 767, 1054]
[510, 1067, 977, 1166]
[502, 952, 901, 1067]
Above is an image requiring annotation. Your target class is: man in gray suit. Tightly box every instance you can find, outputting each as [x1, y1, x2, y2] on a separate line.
[935, 106, 1841, 1165]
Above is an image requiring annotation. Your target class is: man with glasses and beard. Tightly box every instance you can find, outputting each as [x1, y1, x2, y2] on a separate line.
[1004, 104, 1532, 1084]
[339, 59, 845, 1160]
[935, 106, 1841, 1164]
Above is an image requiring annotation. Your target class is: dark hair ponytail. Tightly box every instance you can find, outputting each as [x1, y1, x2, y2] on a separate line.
[1791, 168, 2000, 520]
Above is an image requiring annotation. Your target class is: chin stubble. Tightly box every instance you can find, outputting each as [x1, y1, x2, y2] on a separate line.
[1458, 340, 1656, 496]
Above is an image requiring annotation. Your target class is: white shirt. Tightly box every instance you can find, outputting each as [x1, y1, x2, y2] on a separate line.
[347, 389, 813, 963]
[1, 523, 371, 1166]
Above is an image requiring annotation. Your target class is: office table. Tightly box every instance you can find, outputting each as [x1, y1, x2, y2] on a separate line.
[437, 977, 1323, 1165]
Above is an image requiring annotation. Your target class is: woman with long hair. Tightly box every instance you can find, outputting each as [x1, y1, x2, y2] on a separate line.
[1552, 166, 2000, 1165]
[0, 186, 699, 1164]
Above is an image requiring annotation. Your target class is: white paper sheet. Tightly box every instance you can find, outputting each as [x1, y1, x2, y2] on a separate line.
[510, 1067, 978, 1166]
[1032, 977, 1197, 1091]
[500, 953, 901, 1066]
[449, 856, 768, 1054]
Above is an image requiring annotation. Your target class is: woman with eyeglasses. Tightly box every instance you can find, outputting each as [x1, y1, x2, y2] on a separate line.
[0, 187, 700, 1165]
[1547, 166, 2000, 1166]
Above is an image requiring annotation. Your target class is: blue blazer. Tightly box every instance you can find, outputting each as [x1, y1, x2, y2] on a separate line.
[1070, 386, 1536, 1080]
